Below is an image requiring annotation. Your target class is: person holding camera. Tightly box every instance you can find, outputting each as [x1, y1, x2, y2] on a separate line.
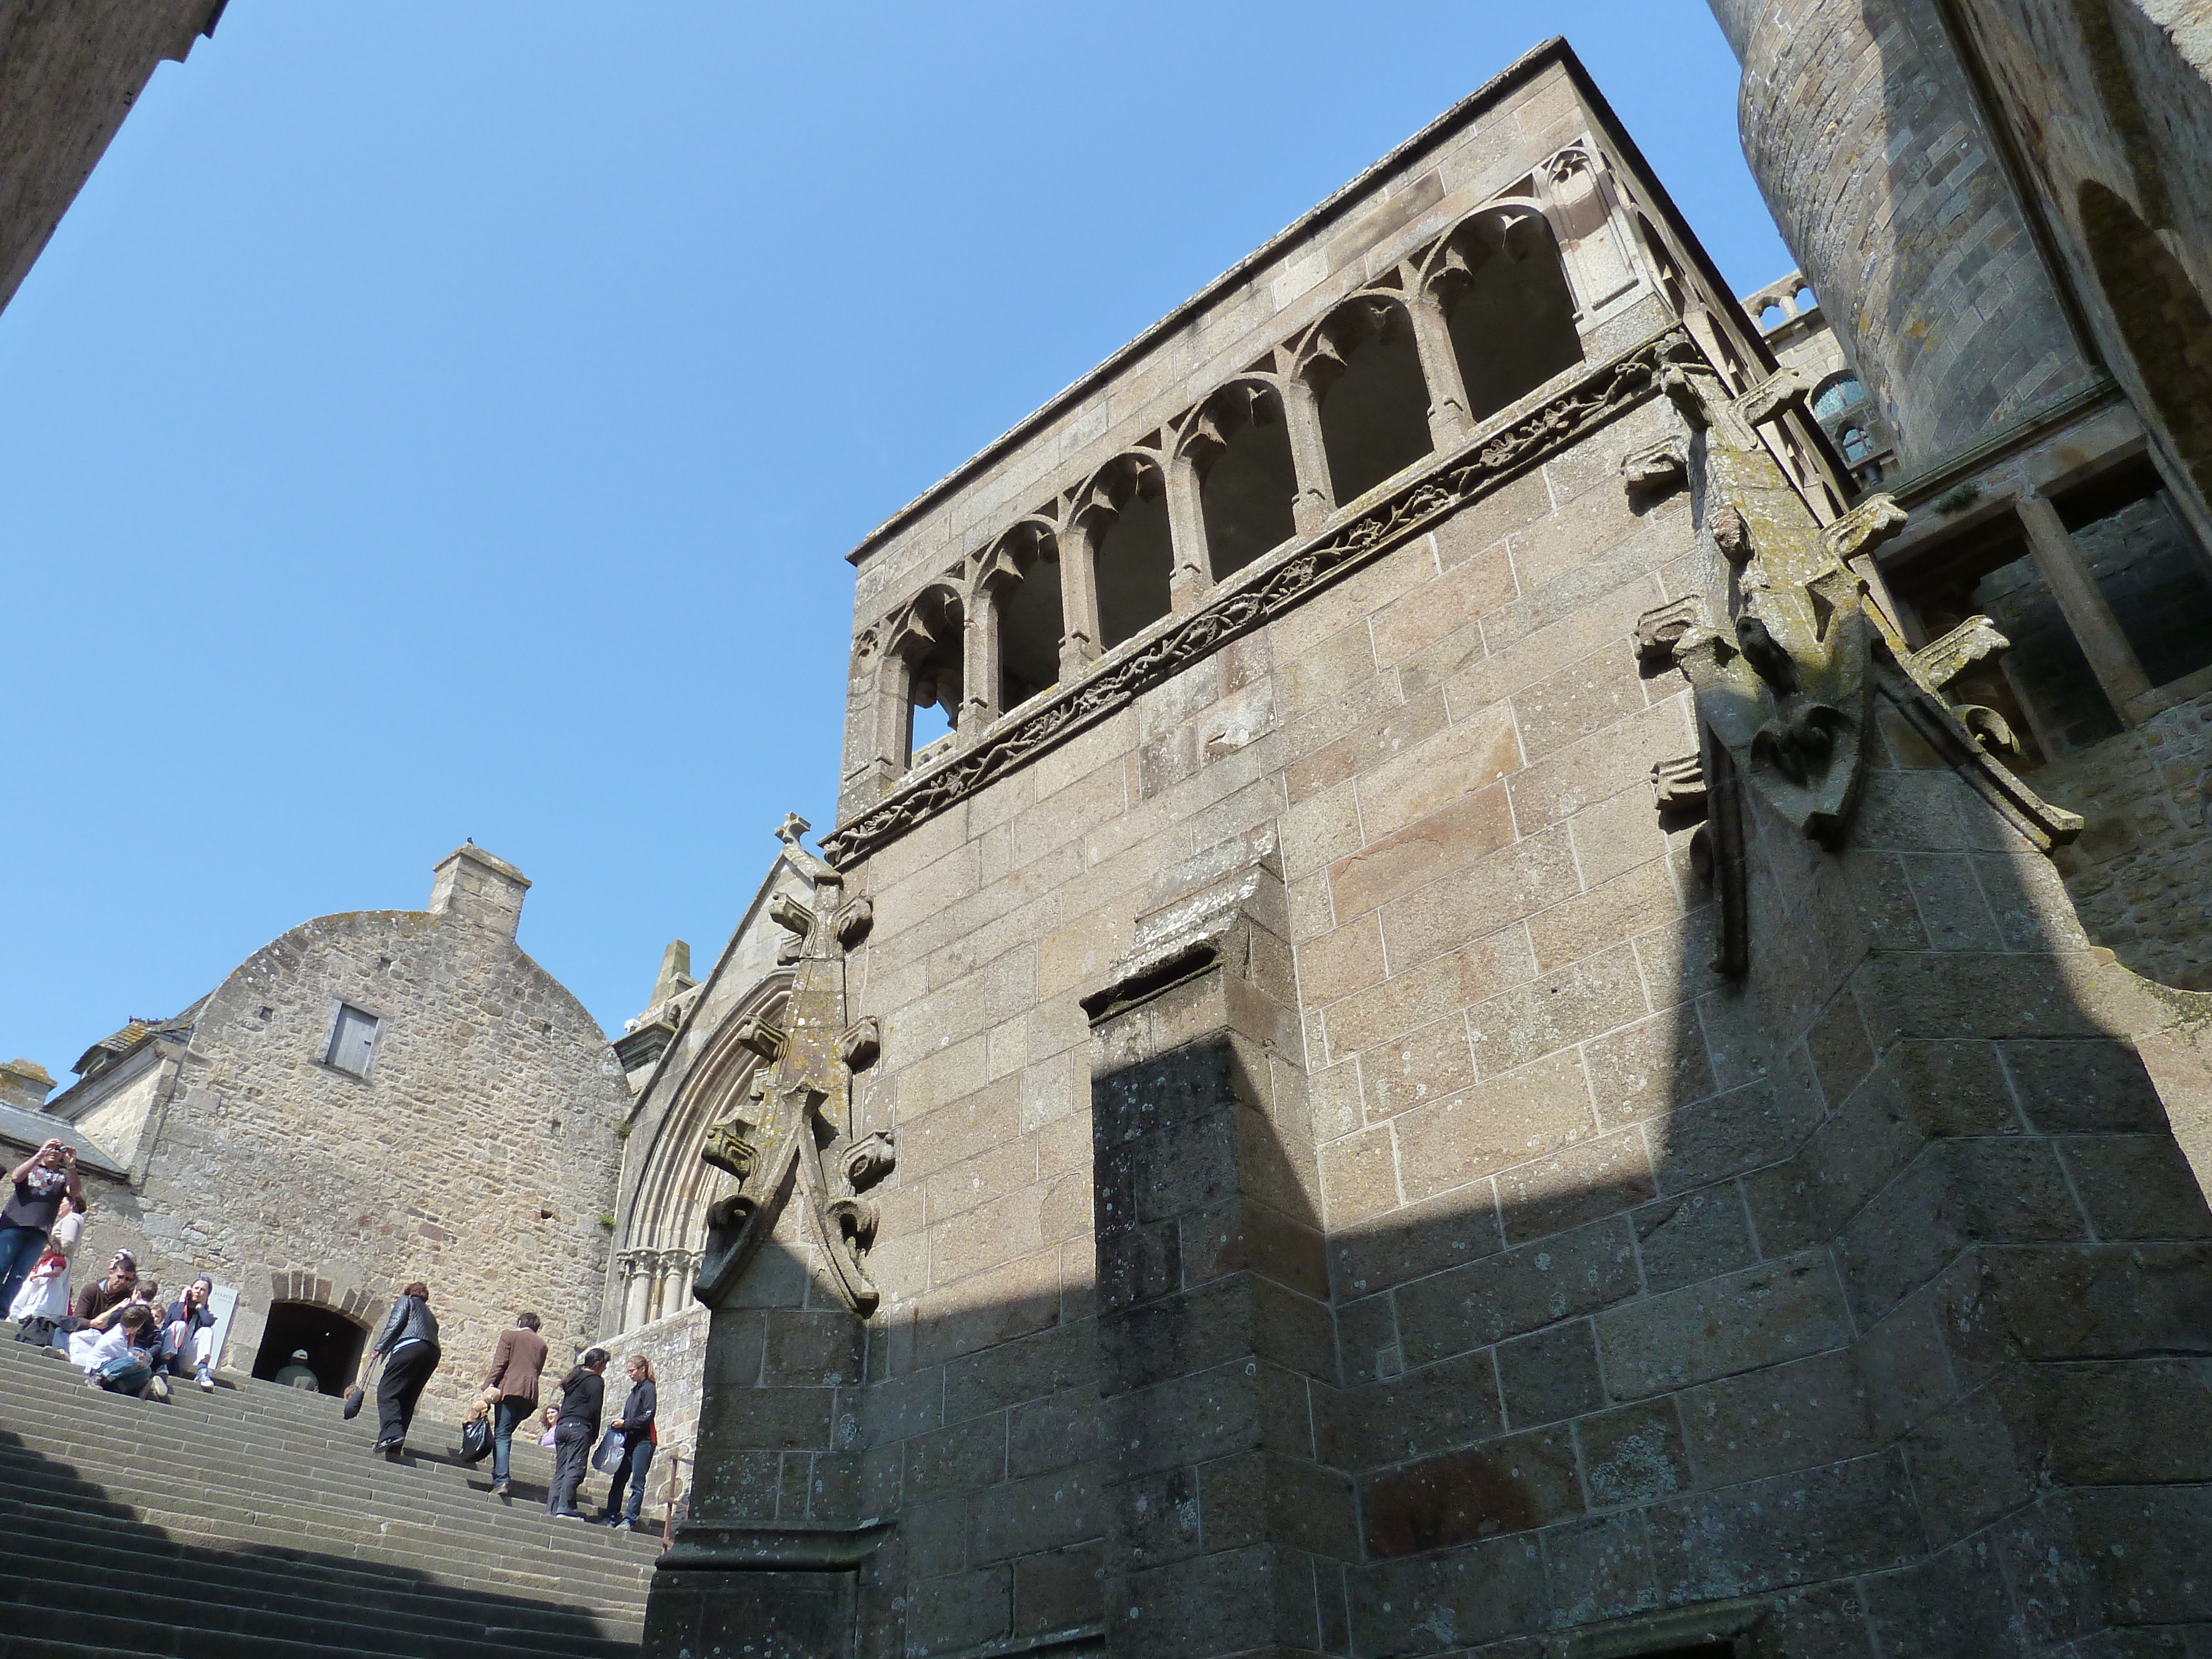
[1, 1139, 83, 1309]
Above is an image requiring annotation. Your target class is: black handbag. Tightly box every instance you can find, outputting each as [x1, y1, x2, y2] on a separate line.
[459, 1406, 493, 1464]
[342, 1353, 384, 1421]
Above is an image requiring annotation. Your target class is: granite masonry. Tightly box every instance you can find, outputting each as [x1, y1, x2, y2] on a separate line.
[14, 847, 632, 1426]
[639, 38, 2212, 1659]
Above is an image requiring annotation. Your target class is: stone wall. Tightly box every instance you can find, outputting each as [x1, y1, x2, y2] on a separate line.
[2043, 685, 2212, 989]
[60, 851, 632, 1427]
[1707, 0, 2093, 468]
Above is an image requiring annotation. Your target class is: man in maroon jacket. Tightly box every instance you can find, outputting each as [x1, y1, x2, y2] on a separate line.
[481, 1310, 549, 1497]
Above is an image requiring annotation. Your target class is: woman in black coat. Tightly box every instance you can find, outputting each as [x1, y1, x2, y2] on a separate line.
[547, 1348, 608, 1519]
[361, 1281, 441, 1455]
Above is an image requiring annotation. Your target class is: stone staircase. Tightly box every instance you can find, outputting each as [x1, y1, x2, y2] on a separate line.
[0, 1334, 665, 1657]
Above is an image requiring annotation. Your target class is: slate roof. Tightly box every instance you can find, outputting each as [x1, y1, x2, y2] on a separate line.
[0, 1098, 128, 1180]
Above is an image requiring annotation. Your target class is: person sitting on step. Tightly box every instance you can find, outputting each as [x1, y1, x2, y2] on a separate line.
[536, 1403, 560, 1447]
[546, 1348, 608, 1520]
[67, 1250, 136, 1330]
[7, 1193, 84, 1349]
[359, 1279, 440, 1455]
[77, 1303, 156, 1396]
[159, 1276, 220, 1391]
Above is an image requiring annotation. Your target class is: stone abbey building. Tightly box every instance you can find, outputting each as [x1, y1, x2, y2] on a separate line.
[5, 4, 2212, 1658]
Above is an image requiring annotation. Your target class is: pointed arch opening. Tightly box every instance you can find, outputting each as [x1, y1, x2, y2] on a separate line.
[1306, 296, 1433, 505]
[899, 586, 963, 766]
[1432, 210, 1584, 425]
[1079, 456, 1175, 651]
[1186, 383, 1299, 581]
[988, 523, 1064, 711]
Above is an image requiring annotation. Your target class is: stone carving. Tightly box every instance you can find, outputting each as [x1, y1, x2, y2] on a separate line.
[838, 1016, 880, 1072]
[693, 819, 893, 1317]
[1621, 435, 1688, 497]
[822, 325, 1700, 864]
[1906, 614, 2008, 691]
[834, 897, 874, 947]
[1663, 360, 1909, 850]
[1632, 596, 1705, 667]
[1649, 753, 1707, 813]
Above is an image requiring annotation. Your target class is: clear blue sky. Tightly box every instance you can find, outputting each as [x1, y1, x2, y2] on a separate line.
[0, 3, 1787, 1077]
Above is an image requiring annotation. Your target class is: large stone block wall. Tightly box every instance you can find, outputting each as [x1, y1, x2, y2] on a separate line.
[2042, 684, 2212, 990]
[737, 378, 2212, 1655]
[74, 902, 631, 1426]
[652, 41, 2212, 1659]
[1706, 0, 2093, 468]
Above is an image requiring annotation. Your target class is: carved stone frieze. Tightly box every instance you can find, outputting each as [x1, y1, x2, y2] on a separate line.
[692, 819, 894, 1318]
[823, 326, 1700, 865]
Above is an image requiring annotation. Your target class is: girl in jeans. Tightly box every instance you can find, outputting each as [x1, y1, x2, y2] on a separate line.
[79, 1305, 156, 1395]
[602, 1355, 659, 1531]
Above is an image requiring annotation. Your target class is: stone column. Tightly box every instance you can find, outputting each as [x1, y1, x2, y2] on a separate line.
[2016, 491, 2156, 714]
[1078, 844, 1355, 1659]
[620, 1253, 653, 1334]
[1058, 523, 1103, 680]
[1279, 377, 1335, 536]
[1404, 286, 1473, 449]
[958, 599, 1001, 743]
[1164, 456, 1212, 613]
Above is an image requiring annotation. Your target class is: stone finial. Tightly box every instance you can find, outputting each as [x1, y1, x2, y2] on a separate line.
[0, 1058, 55, 1110]
[649, 941, 694, 1009]
[427, 844, 531, 939]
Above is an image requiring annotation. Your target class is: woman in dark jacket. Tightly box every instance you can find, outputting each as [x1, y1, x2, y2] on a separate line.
[160, 1275, 219, 1390]
[361, 1281, 440, 1455]
[601, 1354, 659, 1531]
[547, 1348, 608, 1520]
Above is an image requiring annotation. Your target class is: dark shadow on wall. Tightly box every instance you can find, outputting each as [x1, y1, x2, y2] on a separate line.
[0, 1425, 631, 1650]
[2078, 180, 2212, 504]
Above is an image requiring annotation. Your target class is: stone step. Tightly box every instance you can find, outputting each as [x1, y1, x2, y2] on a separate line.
[0, 1491, 646, 1621]
[0, 1567, 638, 1659]
[1, 1345, 573, 1470]
[0, 1524, 641, 1645]
[0, 1368, 666, 1546]
[0, 1335, 651, 1659]
[0, 1468, 656, 1601]
[0, 1420, 659, 1557]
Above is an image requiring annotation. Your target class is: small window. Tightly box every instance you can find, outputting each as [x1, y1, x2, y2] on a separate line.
[325, 1004, 382, 1077]
[1839, 426, 1875, 463]
[1812, 375, 1866, 422]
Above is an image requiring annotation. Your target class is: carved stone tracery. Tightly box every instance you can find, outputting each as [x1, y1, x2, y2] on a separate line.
[693, 817, 895, 1317]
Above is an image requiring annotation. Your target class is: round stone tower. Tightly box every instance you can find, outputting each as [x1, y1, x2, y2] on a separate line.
[1707, 0, 2091, 469]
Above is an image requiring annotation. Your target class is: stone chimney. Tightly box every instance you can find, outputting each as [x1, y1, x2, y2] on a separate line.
[0, 1058, 55, 1110]
[428, 844, 531, 938]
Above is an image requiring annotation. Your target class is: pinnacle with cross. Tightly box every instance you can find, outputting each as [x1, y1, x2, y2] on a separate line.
[774, 813, 811, 848]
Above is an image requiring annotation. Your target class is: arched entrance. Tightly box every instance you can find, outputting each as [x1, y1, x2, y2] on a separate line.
[2078, 181, 2212, 508]
[251, 1300, 367, 1396]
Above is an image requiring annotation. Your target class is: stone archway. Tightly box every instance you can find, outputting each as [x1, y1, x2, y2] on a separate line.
[2079, 180, 2212, 508]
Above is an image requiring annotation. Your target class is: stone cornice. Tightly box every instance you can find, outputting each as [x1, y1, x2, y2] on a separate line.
[823, 324, 1699, 868]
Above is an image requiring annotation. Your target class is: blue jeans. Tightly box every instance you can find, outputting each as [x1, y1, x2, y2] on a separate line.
[0, 1224, 49, 1312]
[92, 1352, 152, 1395]
[604, 1434, 655, 1524]
[490, 1396, 533, 1484]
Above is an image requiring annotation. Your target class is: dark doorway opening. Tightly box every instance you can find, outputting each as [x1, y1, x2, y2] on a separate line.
[252, 1301, 367, 1396]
